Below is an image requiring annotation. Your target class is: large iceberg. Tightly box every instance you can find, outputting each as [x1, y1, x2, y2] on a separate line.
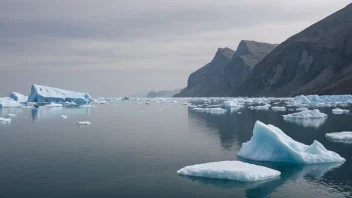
[9, 92, 28, 103]
[27, 84, 92, 105]
[177, 161, 280, 182]
[0, 97, 22, 108]
[237, 121, 345, 164]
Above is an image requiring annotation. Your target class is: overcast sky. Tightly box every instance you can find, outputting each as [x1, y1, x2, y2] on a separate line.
[0, 0, 350, 96]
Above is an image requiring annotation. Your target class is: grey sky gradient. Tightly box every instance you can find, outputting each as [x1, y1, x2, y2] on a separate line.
[0, 0, 350, 96]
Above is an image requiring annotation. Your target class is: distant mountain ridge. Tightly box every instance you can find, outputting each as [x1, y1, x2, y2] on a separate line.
[146, 89, 181, 97]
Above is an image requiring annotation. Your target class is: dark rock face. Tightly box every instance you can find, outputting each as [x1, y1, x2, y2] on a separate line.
[235, 3, 352, 96]
[175, 48, 235, 97]
[146, 89, 181, 97]
[175, 41, 277, 97]
[224, 41, 278, 92]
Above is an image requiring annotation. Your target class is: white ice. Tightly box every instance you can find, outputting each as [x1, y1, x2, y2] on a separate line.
[7, 113, 16, 118]
[0, 97, 22, 108]
[9, 92, 28, 103]
[326, 132, 352, 142]
[332, 108, 350, 114]
[283, 109, 327, 119]
[283, 117, 327, 128]
[296, 107, 308, 111]
[271, 106, 286, 111]
[0, 117, 11, 124]
[60, 115, 68, 119]
[177, 161, 280, 182]
[77, 121, 91, 125]
[248, 104, 271, 111]
[237, 121, 345, 164]
[44, 103, 63, 107]
[79, 104, 97, 108]
[27, 84, 92, 105]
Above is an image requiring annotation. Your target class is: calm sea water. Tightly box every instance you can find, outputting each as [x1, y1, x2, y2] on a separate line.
[0, 101, 351, 198]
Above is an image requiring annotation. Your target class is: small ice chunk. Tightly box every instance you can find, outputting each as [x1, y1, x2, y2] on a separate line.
[296, 107, 308, 111]
[79, 104, 97, 108]
[44, 103, 63, 107]
[332, 108, 349, 114]
[177, 161, 280, 182]
[237, 121, 345, 164]
[0, 117, 11, 124]
[283, 109, 327, 119]
[326, 132, 352, 142]
[206, 108, 227, 114]
[77, 121, 91, 125]
[271, 106, 286, 111]
[249, 104, 271, 111]
[60, 115, 68, 119]
[7, 113, 16, 118]
[284, 118, 327, 128]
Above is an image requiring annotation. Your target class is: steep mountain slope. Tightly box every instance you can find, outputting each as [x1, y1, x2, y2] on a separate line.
[235, 3, 352, 96]
[175, 48, 235, 97]
[224, 41, 278, 91]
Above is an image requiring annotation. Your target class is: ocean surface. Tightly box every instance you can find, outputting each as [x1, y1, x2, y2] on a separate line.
[0, 101, 351, 198]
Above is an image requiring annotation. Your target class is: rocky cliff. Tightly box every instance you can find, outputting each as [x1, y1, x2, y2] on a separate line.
[235, 3, 352, 96]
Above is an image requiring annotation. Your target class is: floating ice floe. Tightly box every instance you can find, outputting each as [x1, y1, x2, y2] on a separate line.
[22, 105, 35, 109]
[284, 118, 327, 128]
[177, 161, 280, 182]
[206, 108, 227, 114]
[0, 117, 11, 124]
[248, 104, 271, 111]
[296, 107, 308, 111]
[221, 101, 243, 110]
[332, 108, 350, 114]
[78, 104, 97, 108]
[77, 121, 91, 125]
[271, 106, 286, 111]
[27, 84, 92, 105]
[60, 115, 68, 119]
[0, 97, 22, 108]
[237, 121, 345, 164]
[326, 132, 352, 143]
[44, 103, 63, 107]
[283, 109, 327, 119]
[9, 92, 28, 103]
[294, 95, 352, 107]
[7, 113, 16, 118]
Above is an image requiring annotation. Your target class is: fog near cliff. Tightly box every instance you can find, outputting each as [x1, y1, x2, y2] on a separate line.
[0, 0, 350, 96]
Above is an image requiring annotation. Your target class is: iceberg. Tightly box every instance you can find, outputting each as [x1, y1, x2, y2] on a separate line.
[60, 115, 68, 119]
[283, 117, 326, 128]
[221, 101, 243, 110]
[177, 161, 280, 182]
[9, 92, 28, 103]
[77, 121, 91, 125]
[0, 97, 22, 108]
[237, 121, 345, 164]
[296, 107, 308, 111]
[7, 113, 16, 118]
[271, 106, 286, 111]
[332, 108, 349, 114]
[248, 104, 271, 111]
[206, 108, 227, 115]
[294, 95, 352, 106]
[0, 117, 11, 124]
[44, 103, 63, 107]
[27, 84, 92, 105]
[283, 109, 327, 119]
[326, 132, 352, 143]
